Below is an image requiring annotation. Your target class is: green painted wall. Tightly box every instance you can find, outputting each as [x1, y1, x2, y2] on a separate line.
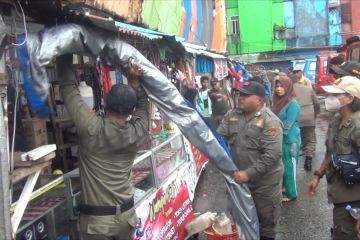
[271, 2, 286, 52]
[142, 0, 182, 35]
[226, 0, 239, 54]
[226, 0, 286, 54]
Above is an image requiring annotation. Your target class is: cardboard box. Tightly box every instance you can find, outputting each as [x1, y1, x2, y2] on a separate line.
[22, 118, 48, 150]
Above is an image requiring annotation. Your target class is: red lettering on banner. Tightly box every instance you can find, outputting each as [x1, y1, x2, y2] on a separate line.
[190, 145, 209, 176]
[135, 181, 194, 240]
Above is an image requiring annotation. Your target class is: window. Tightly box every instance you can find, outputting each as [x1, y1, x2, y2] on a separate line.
[309, 62, 316, 72]
[340, 3, 351, 23]
[230, 16, 239, 35]
[324, 60, 328, 74]
[350, 47, 360, 62]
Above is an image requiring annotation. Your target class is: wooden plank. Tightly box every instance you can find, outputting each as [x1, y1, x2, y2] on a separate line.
[54, 118, 74, 129]
[12, 161, 51, 184]
[13, 152, 55, 168]
[11, 170, 41, 236]
[21, 144, 56, 161]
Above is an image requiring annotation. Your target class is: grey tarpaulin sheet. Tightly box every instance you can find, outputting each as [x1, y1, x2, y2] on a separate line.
[25, 24, 259, 239]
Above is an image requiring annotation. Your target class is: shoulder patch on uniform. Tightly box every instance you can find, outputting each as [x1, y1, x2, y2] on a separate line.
[268, 126, 279, 137]
[255, 111, 262, 117]
[255, 119, 264, 128]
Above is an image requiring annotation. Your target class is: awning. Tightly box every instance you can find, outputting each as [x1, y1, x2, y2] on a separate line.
[115, 21, 185, 42]
[182, 42, 227, 59]
[83, 13, 185, 43]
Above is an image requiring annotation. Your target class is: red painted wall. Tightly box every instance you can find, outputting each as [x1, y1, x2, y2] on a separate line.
[351, 0, 360, 33]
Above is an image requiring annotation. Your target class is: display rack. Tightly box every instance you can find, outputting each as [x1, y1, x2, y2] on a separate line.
[63, 131, 188, 221]
[10, 150, 71, 240]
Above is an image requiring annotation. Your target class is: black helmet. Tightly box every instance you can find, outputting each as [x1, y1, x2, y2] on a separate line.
[106, 84, 137, 115]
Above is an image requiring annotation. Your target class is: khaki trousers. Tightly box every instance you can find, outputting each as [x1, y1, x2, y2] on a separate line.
[252, 192, 282, 238]
[300, 126, 316, 158]
[332, 201, 360, 240]
[78, 208, 137, 240]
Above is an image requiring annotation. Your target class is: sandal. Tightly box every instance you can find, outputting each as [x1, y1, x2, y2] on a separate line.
[282, 197, 296, 203]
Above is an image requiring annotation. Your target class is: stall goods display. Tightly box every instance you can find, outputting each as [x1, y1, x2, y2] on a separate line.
[131, 170, 151, 185]
[22, 197, 65, 221]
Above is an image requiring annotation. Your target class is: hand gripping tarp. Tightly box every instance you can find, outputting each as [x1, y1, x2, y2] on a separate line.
[23, 24, 259, 239]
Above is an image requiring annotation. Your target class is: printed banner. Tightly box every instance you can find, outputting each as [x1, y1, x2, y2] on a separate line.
[134, 140, 208, 240]
[190, 144, 209, 177]
[135, 178, 194, 240]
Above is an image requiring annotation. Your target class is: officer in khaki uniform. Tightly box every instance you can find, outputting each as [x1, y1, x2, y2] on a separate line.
[293, 67, 313, 88]
[209, 78, 231, 128]
[308, 76, 360, 239]
[291, 74, 320, 171]
[58, 55, 149, 240]
[218, 81, 283, 240]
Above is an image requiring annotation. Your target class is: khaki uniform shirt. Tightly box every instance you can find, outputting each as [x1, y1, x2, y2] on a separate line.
[217, 106, 283, 195]
[299, 76, 313, 88]
[293, 83, 320, 127]
[60, 82, 149, 207]
[326, 112, 360, 204]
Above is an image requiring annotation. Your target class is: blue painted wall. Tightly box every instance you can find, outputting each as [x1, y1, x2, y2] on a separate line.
[226, 0, 342, 55]
[284, 1, 294, 29]
[195, 0, 203, 43]
[289, 0, 328, 48]
[183, 0, 192, 40]
[328, 5, 342, 46]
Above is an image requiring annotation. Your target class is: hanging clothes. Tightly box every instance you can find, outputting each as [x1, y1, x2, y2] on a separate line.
[98, 60, 112, 99]
[185, 60, 194, 85]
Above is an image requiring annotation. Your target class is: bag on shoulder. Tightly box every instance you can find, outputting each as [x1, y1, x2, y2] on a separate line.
[332, 152, 360, 184]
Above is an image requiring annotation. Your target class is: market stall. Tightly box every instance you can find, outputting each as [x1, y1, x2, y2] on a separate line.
[64, 130, 209, 239]
[1, 8, 210, 239]
[0, 3, 260, 239]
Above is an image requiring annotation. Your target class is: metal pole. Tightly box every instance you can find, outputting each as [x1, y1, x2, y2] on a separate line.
[0, 81, 12, 239]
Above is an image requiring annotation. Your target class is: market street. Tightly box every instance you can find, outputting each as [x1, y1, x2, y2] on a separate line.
[193, 106, 333, 239]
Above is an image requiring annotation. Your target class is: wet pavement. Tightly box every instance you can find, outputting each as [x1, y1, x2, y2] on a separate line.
[193, 109, 333, 239]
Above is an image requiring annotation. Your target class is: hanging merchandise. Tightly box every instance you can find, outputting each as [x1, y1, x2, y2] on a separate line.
[185, 60, 195, 87]
[235, 63, 251, 80]
[214, 59, 228, 80]
[228, 62, 243, 91]
[79, 64, 104, 116]
[79, 65, 97, 111]
[169, 63, 181, 91]
[189, 61, 196, 87]
[93, 61, 105, 116]
[115, 69, 123, 84]
[17, 34, 49, 117]
[159, 60, 169, 79]
[97, 59, 112, 99]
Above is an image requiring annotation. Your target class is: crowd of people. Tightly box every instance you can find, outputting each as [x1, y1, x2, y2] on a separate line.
[182, 60, 360, 240]
[57, 51, 360, 240]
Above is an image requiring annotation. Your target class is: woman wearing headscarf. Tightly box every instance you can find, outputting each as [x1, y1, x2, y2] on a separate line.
[272, 75, 301, 202]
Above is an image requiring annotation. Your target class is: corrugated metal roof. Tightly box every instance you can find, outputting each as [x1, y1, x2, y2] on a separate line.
[115, 21, 185, 42]
[182, 42, 226, 59]
[115, 21, 162, 40]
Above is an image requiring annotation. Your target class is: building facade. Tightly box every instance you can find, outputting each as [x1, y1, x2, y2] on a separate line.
[226, 0, 343, 57]
[142, 0, 227, 53]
